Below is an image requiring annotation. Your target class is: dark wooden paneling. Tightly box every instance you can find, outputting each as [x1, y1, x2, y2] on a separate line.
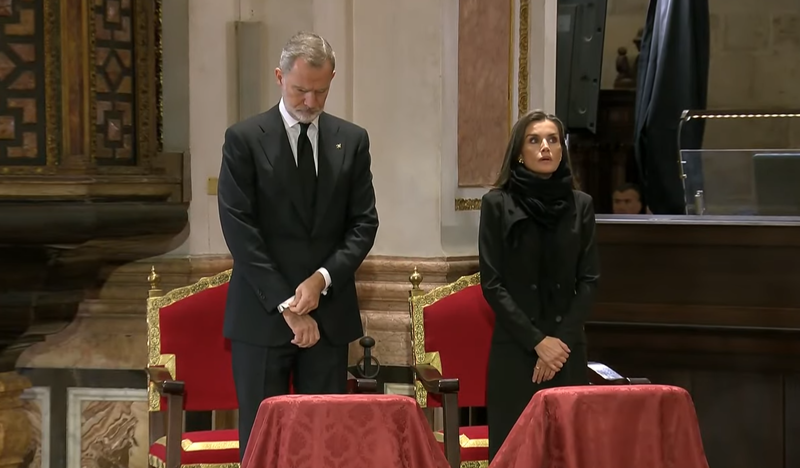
[569, 90, 636, 214]
[785, 376, 800, 467]
[589, 220, 800, 468]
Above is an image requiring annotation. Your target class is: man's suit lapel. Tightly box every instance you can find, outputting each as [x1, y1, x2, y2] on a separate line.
[257, 107, 313, 230]
[313, 113, 344, 234]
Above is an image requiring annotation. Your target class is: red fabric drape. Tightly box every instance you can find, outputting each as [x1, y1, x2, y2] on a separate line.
[242, 394, 450, 468]
[491, 385, 709, 468]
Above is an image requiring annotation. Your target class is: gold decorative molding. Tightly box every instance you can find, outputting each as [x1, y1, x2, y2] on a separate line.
[460, 462, 489, 468]
[433, 431, 489, 448]
[454, 198, 482, 211]
[44, 0, 59, 169]
[155, 0, 164, 150]
[132, 0, 159, 172]
[518, 0, 530, 118]
[153, 435, 239, 452]
[507, 0, 515, 133]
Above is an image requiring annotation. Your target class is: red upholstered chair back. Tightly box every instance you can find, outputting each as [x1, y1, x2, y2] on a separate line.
[410, 273, 494, 408]
[147, 270, 238, 412]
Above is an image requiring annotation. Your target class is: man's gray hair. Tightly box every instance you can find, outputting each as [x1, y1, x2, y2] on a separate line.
[279, 31, 336, 73]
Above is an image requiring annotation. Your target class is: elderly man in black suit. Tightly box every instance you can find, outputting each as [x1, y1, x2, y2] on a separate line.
[217, 31, 379, 459]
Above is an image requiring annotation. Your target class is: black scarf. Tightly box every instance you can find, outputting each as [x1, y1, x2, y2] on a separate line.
[507, 160, 576, 319]
[507, 160, 575, 230]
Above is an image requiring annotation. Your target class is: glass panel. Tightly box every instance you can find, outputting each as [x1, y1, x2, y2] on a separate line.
[679, 149, 800, 217]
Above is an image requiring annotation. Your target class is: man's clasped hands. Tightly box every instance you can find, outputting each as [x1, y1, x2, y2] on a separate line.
[281, 272, 327, 348]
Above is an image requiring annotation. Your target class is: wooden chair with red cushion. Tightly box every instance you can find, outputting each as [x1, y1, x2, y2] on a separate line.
[408, 270, 649, 468]
[146, 267, 377, 468]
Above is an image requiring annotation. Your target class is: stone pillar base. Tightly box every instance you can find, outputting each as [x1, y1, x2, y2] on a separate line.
[354, 255, 478, 366]
[0, 371, 32, 468]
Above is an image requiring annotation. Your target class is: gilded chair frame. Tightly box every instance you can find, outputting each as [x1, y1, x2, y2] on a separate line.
[409, 272, 480, 408]
[146, 268, 237, 468]
[409, 271, 486, 468]
[147, 268, 233, 413]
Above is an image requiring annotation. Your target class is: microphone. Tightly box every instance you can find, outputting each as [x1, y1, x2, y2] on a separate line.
[356, 335, 380, 379]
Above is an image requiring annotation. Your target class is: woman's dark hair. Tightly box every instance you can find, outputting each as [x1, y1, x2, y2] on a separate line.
[494, 110, 579, 190]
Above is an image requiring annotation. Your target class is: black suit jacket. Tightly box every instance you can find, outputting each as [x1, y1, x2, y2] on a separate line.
[217, 105, 379, 347]
[478, 189, 599, 351]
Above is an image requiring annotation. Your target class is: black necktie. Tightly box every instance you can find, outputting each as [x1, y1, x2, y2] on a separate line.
[297, 123, 317, 211]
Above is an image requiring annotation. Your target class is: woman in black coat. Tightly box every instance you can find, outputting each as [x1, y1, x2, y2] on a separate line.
[479, 110, 600, 461]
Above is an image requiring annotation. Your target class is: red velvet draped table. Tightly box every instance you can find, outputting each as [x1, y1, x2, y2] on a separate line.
[241, 394, 450, 468]
[492, 385, 709, 468]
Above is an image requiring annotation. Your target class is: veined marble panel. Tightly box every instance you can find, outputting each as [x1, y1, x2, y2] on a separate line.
[20, 387, 51, 468]
[66, 388, 148, 468]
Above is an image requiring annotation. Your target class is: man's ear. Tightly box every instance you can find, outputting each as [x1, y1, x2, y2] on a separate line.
[275, 67, 283, 85]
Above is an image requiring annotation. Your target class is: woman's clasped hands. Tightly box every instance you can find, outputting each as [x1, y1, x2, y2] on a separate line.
[532, 336, 570, 384]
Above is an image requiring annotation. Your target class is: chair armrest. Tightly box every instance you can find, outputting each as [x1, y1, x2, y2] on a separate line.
[588, 361, 651, 385]
[413, 364, 460, 468]
[147, 365, 174, 385]
[146, 365, 185, 468]
[147, 366, 187, 395]
[413, 364, 459, 394]
[346, 371, 378, 393]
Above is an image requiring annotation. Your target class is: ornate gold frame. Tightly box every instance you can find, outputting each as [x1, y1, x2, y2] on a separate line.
[147, 268, 233, 411]
[409, 272, 481, 408]
[460, 462, 489, 468]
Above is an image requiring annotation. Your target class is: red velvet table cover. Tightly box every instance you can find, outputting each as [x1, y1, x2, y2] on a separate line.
[491, 385, 709, 468]
[242, 394, 450, 468]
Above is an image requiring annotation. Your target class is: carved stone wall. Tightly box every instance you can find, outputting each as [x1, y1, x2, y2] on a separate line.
[0, 0, 179, 200]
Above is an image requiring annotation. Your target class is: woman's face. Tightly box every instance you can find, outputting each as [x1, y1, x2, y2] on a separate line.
[520, 119, 562, 177]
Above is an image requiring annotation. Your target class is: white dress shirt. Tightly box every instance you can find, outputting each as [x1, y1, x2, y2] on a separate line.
[279, 99, 320, 174]
[276, 99, 331, 312]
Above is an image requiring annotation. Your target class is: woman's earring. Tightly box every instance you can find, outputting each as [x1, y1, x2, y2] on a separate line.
[517, 156, 524, 164]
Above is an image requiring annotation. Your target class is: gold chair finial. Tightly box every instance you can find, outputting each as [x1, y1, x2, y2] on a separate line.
[408, 266, 423, 292]
[148, 266, 163, 298]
